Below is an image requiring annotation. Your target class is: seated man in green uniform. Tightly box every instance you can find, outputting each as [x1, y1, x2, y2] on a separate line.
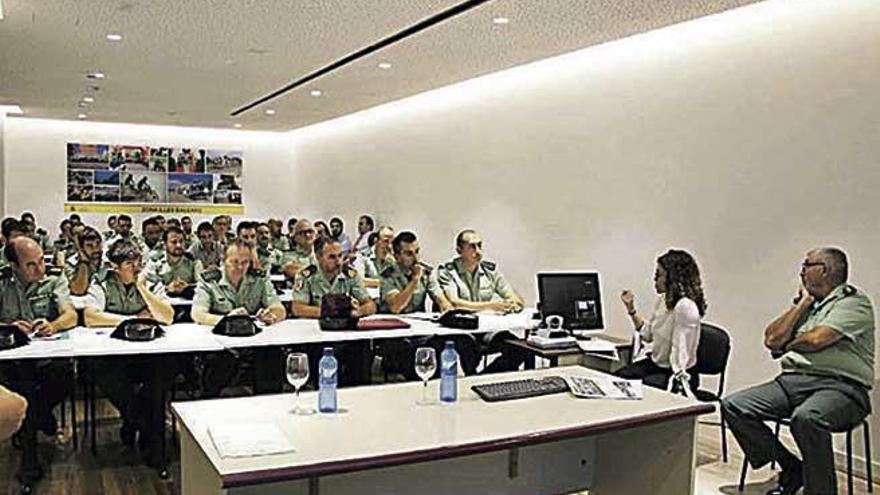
[723, 247, 875, 495]
[0, 218, 28, 271]
[139, 216, 165, 264]
[358, 225, 395, 289]
[191, 239, 285, 396]
[83, 239, 174, 459]
[0, 237, 77, 445]
[292, 236, 376, 385]
[437, 229, 528, 374]
[66, 226, 107, 296]
[280, 219, 318, 283]
[256, 222, 283, 274]
[188, 221, 222, 270]
[144, 226, 202, 299]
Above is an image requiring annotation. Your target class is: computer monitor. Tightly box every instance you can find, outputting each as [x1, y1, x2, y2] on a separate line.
[537, 272, 604, 331]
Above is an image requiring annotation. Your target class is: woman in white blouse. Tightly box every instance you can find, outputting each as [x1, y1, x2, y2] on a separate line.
[616, 249, 707, 393]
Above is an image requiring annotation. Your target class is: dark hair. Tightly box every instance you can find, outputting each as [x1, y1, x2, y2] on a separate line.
[368, 232, 378, 247]
[455, 229, 477, 248]
[2, 218, 24, 239]
[287, 217, 298, 229]
[181, 215, 192, 222]
[60, 219, 73, 230]
[20, 212, 35, 222]
[314, 235, 340, 256]
[108, 239, 142, 264]
[3, 240, 18, 265]
[360, 215, 375, 230]
[818, 247, 849, 285]
[330, 216, 343, 227]
[108, 215, 117, 222]
[70, 214, 82, 222]
[142, 216, 161, 232]
[657, 249, 707, 317]
[314, 221, 330, 237]
[78, 226, 102, 245]
[236, 220, 258, 236]
[117, 214, 132, 224]
[163, 226, 184, 243]
[196, 221, 214, 234]
[392, 231, 417, 255]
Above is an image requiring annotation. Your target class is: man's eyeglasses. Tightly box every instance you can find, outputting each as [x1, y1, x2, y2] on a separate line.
[295, 229, 316, 237]
[801, 261, 825, 271]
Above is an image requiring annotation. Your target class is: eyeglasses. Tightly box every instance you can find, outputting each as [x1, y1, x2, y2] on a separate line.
[295, 229, 316, 236]
[801, 261, 825, 270]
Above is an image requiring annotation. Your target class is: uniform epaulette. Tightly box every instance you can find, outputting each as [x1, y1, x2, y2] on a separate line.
[344, 266, 358, 279]
[300, 265, 318, 278]
[200, 270, 222, 283]
[480, 260, 497, 271]
[381, 265, 395, 278]
[248, 267, 266, 278]
[442, 261, 456, 271]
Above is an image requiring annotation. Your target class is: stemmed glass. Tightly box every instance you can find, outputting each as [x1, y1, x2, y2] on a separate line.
[414, 347, 437, 405]
[286, 352, 315, 415]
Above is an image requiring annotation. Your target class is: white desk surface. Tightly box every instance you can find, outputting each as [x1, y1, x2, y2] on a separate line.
[172, 366, 713, 487]
[64, 324, 224, 357]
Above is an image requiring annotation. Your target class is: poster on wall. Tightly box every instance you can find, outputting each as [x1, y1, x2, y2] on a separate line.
[65, 142, 244, 214]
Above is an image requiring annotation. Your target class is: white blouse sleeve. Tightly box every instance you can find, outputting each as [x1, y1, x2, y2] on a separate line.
[637, 295, 664, 343]
[670, 298, 701, 374]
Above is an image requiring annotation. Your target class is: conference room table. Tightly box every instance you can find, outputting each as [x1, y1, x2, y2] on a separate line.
[173, 366, 714, 495]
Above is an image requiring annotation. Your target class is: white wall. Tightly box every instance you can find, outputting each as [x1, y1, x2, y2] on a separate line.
[2, 118, 293, 229]
[282, 0, 880, 400]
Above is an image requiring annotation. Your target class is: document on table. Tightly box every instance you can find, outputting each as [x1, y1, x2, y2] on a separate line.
[208, 422, 295, 458]
[563, 374, 643, 400]
[576, 339, 620, 361]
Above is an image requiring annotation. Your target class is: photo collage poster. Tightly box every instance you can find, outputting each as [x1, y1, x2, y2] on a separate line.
[66, 143, 244, 206]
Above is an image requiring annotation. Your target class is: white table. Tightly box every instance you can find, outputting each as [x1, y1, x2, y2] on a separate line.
[173, 366, 714, 495]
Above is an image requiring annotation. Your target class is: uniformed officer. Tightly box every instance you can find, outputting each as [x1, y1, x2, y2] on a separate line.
[139, 216, 165, 263]
[256, 222, 283, 273]
[187, 221, 222, 269]
[292, 236, 376, 386]
[269, 217, 290, 251]
[359, 225, 395, 288]
[437, 229, 528, 374]
[234, 220, 264, 273]
[0, 218, 28, 270]
[144, 226, 202, 298]
[102, 215, 118, 241]
[104, 214, 142, 250]
[191, 240, 285, 396]
[380, 231, 452, 314]
[20, 212, 51, 254]
[280, 219, 318, 282]
[83, 239, 173, 459]
[52, 219, 76, 264]
[66, 226, 107, 296]
[212, 215, 234, 247]
[180, 216, 195, 249]
[0, 237, 77, 446]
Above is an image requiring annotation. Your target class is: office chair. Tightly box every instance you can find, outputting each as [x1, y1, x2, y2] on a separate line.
[692, 322, 732, 462]
[738, 418, 873, 494]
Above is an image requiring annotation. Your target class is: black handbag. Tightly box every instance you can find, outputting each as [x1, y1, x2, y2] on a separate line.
[0, 324, 30, 350]
[111, 318, 165, 341]
[212, 314, 261, 337]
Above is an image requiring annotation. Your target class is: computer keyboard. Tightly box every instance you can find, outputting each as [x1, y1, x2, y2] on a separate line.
[471, 376, 569, 402]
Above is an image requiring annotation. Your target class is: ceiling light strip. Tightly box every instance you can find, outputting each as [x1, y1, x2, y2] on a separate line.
[230, 0, 496, 116]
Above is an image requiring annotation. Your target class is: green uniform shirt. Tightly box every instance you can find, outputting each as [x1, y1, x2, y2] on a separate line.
[363, 252, 395, 279]
[781, 284, 875, 388]
[257, 245, 283, 273]
[437, 257, 517, 302]
[64, 254, 109, 285]
[380, 263, 443, 313]
[144, 252, 203, 288]
[279, 246, 317, 272]
[0, 268, 72, 322]
[292, 265, 371, 306]
[187, 240, 222, 269]
[192, 270, 280, 315]
[86, 270, 166, 316]
[271, 236, 289, 252]
[183, 233, 195, 250]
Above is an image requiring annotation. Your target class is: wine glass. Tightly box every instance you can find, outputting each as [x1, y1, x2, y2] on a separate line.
[414, 347, 437, 405]
[286, 352, 314, 415]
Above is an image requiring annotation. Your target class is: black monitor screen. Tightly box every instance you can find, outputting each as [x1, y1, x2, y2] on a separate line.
[537, 272, 604, 330]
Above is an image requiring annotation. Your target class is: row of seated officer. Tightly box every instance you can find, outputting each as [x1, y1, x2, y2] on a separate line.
[0, 226, 531, 469]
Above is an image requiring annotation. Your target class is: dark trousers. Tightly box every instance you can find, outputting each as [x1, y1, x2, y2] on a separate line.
[202, 347, 285, 397]
[721, 373, 870, 495]
[479, 332, 531, 375]
[614, 357, 699, 391]
[0, 359, 73, 435]
[377, 334, 480, 381]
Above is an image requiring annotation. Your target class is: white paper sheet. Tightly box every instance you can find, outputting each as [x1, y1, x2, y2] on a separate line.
[208, 422, 295, 458]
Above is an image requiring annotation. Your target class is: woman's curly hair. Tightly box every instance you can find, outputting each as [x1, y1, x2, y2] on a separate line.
[658, 249, 707, 317]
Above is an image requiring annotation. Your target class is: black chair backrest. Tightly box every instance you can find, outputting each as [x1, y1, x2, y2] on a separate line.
[695, 322, 731, 375]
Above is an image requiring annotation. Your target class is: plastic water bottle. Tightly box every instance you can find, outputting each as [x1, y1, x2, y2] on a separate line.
[318, 347, 338, 413]
[440, 341, 458, 403]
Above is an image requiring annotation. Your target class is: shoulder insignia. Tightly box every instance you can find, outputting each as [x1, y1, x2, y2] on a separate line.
[442, 261, 456, 271]
[381, 265, 395, 278]
[301, 265, 317, 278]
[344, 266, 358, 279]
[201, 269, 222, 283]
[480, 260, 497, 272]
[248, 267, 266, 278]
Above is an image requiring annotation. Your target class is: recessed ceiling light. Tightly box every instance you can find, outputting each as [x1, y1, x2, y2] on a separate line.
[492, 16, 510, 25]
[378, 62, 392, 70]
[82, 96, 94, 103]
[233, 123, 242, 129]
[77, 114, 87, 120]
[78, 101, 87, 108]
[310, 89, 323, 97]
[87, 71, 105, 80]
[106, 33, 123, 42]
[265, 109, 276, 116]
